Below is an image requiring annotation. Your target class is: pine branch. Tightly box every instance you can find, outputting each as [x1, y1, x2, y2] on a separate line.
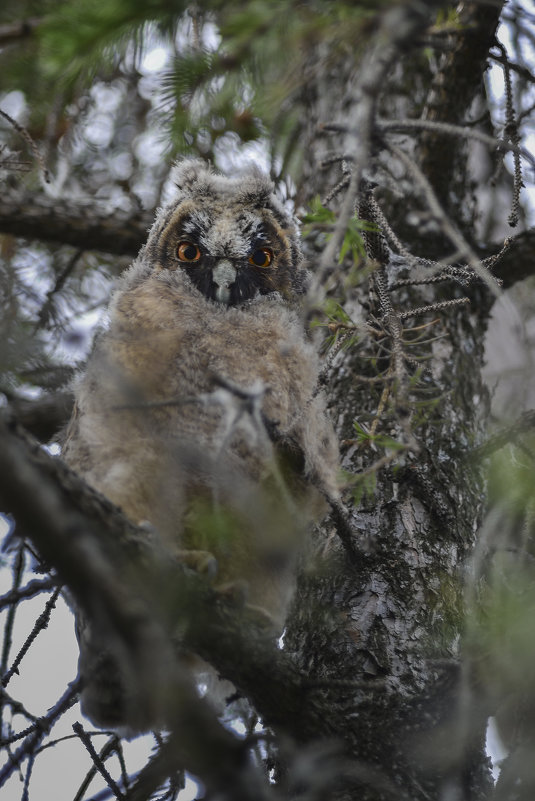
[0, 108, 50, 183]
[474, 410, 535, 460]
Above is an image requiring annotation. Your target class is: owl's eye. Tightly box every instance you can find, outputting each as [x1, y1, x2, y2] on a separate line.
[248, 248, 273, 268]
[177, 241, 202, 262]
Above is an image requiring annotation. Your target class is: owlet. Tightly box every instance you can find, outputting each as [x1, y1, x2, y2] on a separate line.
[62, 158, 339, 732]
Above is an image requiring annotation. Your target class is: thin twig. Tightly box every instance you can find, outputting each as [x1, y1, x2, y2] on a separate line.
[36, 250, 85, 329]
[73, 722, 125, 801]
[474, 410, 535, 461]
[0, 678, 82, 788]
[0, 107, 50, 183]
[495, 42, 524, 227]
[322, 117, 535, 169]
[21, 751, 36, 801]
[2, 587, 62, 688]
[398, 297, 470, 321]
[0, 577, 60, 611]
[0, 544, 25, 716]
[388, 142, 501, 295]
[0, 687, 39, 724]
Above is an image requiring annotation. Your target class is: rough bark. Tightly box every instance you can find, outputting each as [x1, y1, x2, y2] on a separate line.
[6, 390, 74, 443]
[281, 3, 501, 799]
[286, 299, 493, 799]
[419, 1, 504, 211]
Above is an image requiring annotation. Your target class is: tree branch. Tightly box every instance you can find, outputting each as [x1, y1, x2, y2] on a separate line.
[0, 193, 150, 256]
[0, 412, 295, 797]
[419, 1, 504, 204]
[474, 409, 535, 460]
[5, 390, 74, 442]
[485, 229, 535, 288]
[0, 413, 338, 771]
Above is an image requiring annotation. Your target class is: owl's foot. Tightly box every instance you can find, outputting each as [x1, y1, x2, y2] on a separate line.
[173, 548, 218, 578]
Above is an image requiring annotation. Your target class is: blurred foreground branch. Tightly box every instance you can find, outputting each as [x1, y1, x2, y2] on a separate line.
[0, 411, 329, 796]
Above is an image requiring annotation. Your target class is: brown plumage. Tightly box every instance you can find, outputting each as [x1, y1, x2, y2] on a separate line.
[63, 159, 339, 732]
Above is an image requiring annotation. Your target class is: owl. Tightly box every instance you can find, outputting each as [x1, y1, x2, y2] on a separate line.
[62, 158, 339, 733]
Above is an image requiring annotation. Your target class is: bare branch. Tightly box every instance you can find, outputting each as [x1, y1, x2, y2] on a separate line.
[0, 679, 81, 785]
[72, 734, 126, 801]
[398, 297, 470, 321]
[0, 577, 60, 611]
[2, 588, 61, 688]
[376, 117, 535, 169]
[388, 142, 500, 294]
[494, 42, 523, 227]
[73, 722, 125, 801]
[0, 192, 151, 255]
[481, 229, 535, 288]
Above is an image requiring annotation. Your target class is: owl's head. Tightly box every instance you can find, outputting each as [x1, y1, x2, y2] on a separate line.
[145, 159, 306, 306]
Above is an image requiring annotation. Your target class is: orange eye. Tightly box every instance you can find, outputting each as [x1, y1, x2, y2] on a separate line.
[177, 241, 202, 262]
[248, 248, 273, 268]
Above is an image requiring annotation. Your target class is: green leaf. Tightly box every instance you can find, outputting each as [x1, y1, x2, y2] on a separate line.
[352, 421, 405, 451]
[303, 198, 379, 264]
[301, 196, 336, 226]
[323, 298, 352, 325]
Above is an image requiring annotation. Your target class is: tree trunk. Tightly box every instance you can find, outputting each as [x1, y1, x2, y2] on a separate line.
[282, 4, 502, 798]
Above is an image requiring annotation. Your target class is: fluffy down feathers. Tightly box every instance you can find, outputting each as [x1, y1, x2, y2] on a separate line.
[63, 159, 339, 732]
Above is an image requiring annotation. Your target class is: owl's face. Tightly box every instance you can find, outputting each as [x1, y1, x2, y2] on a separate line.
[145, 160, 304, 306]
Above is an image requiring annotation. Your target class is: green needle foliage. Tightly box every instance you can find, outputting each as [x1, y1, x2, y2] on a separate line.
[0, 0, 398, 162]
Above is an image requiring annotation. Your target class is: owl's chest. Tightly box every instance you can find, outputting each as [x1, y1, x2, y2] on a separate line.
[114, 295, 286, 398]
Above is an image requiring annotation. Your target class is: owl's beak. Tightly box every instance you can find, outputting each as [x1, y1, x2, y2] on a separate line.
[212, 259, 237, 305]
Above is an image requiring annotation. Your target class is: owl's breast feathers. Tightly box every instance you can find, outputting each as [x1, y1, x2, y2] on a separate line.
[111, 262, 334, 487]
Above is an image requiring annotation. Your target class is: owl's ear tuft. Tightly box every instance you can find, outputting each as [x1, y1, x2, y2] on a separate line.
[237, 168, 274, 209]
[170, 157, 213, 194]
